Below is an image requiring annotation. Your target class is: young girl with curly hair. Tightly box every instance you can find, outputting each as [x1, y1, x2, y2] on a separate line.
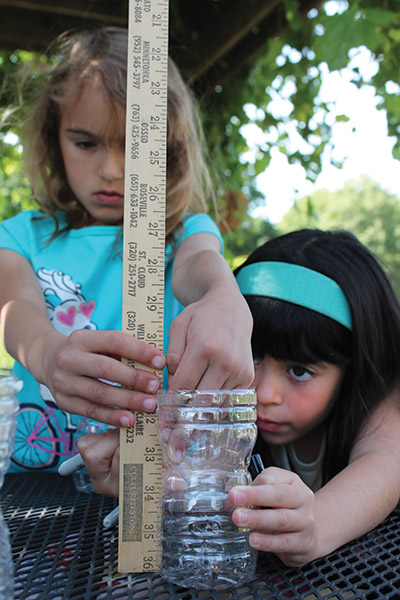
[0, 27, 253, 472]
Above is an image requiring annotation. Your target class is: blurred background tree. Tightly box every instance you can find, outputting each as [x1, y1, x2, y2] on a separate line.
[279, 176, 400, 296]
[202, 0, 400, 216]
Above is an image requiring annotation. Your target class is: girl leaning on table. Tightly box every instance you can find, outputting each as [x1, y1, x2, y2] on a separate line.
[79, 228, 400, 567]
[0, 27, 254, 473]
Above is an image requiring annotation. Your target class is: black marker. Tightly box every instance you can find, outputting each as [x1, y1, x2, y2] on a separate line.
[249, 453, 271, 510]
[249, 453, 265, 480]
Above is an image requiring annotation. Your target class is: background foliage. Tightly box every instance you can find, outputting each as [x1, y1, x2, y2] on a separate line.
[203, 0, 400, 205]
[279, 176, 400, 296]
[199, 0, 400, 266]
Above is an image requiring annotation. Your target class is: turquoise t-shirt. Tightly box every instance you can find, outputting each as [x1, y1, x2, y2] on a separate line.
[0, 209, 223, 472]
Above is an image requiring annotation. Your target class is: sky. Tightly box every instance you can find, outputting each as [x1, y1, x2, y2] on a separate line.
[241, 47, 400, 224]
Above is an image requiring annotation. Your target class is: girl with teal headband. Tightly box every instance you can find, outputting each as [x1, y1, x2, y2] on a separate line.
[229, 228, 400, 566]
[78, 228, 400, 566]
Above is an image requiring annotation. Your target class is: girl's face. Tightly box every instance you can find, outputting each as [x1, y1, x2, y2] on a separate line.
[58, 78, 125, 226]
[253, 356, 344, 451]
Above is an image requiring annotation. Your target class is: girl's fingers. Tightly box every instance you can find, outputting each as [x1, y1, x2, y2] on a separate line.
[167, 312, 230, 390]
[68, 329, 165, 369]
[230, 466, 315, 558]
[78, 428, 120, 497]
[230, 483, 299, 509]
[167, 337, 209, 390]
[168, 329, 231, 390]
[167, 327, 254, 391]
[78, 428, 120, 469]
[166, 317, 188, 379]
[221, 361, 255, 391]
[55, 335, 164, 394]
[76, 431, 102, 452]
[248, 530, 303, 555]
[65, 354, 162, 396]
[252, 466, 302, 486]
[84, 403, 135, 428]
[57, 389, 156, 427]
[159, 424, 192, 465]
[229, 468, 312, 510]
[55, 374, 159, 412]
[232, 506, 301, 533]
[194, 360, 234, 392]
[84, 354, 162, 394]
[171, 352, 224, 391]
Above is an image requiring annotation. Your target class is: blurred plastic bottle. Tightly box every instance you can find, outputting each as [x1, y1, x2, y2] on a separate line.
[72, 418, 109, 493]
[0, 370, 22, 600]
[157, 389, 258, 590]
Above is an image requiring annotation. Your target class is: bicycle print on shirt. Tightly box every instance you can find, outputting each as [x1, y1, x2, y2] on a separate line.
[11, 268, 99, 470]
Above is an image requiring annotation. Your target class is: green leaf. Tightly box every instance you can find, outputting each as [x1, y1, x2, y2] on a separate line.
[283, 0, 303, 31]
[388, 27, 400, 43]
[313, 6, 392, 69]
[362, 8, 399, 27]
[335, 114, 350, 122]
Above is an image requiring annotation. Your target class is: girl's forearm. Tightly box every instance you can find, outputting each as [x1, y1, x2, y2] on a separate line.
[313, 452, 400, 559]
[0, 249, 64, 382]
[314, 398, 400, 560]
[1, 298, 64, 382]
[172, 247, 240, 306]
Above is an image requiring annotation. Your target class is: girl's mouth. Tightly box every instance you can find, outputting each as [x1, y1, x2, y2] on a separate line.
[256, 418, 284, 432]
[94, 191, 123, 205]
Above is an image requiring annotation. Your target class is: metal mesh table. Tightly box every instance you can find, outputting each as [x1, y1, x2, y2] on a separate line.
[1, 473, 400, 599]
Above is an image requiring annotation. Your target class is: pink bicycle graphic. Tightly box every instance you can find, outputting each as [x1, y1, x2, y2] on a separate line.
[11, 403, 103, 470]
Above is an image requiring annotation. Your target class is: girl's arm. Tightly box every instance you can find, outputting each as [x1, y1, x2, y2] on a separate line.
[0, 248, 165, 427]
[229, 394, 400, 567]
[312, 394, 400, 557]
[166, 232, 254, 390]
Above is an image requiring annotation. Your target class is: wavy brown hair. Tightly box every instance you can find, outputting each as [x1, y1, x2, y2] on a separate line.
[22, 27, 211, 246]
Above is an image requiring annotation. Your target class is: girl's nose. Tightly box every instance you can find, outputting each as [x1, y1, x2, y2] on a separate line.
[99, 148, 124, 181]
[255, 367, 283, 406]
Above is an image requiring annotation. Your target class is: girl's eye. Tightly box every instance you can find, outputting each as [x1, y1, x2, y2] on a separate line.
[253, 357, 265, 369]
[75, 140, 96, 150]
[288, 365, 314, 382]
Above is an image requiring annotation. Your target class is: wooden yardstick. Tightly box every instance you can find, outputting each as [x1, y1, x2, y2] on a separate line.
[119, 0, 169, 573]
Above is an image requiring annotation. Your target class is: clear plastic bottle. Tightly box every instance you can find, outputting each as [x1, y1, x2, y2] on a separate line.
[157, 389, 258, 590]
[0, 370, 22, 600]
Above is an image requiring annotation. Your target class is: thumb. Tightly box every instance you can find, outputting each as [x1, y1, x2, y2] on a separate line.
[166, 314, 189, 379]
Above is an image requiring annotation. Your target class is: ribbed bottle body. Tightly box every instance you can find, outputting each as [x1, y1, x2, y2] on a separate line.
[158, 389, 257, 590]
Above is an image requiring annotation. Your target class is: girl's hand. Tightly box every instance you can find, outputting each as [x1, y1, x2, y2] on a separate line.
[78, 427, 120, 496]
[167, 286, 254, 390]
[41, 329, 166, 428]
[166, 233, 254, 391]
[229, 467, 318, 567]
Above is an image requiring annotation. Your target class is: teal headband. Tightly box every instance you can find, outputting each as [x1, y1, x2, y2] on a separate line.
[236, 261, 352, 330]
